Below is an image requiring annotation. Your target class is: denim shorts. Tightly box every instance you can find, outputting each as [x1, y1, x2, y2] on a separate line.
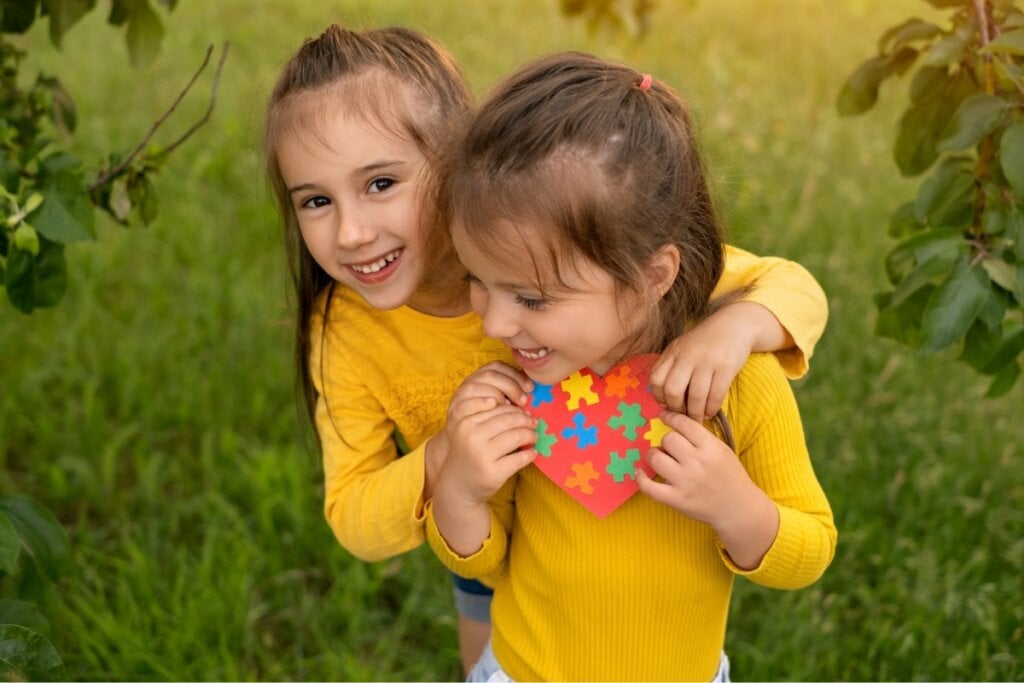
[451, 572, 493, 623]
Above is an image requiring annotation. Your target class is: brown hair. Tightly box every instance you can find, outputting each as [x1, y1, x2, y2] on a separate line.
[264, 25, 473, 424]
[441, 51, 726, 357]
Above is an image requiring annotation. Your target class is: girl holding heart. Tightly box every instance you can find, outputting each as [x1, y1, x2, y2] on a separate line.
[428, 51, 837, 681]
[265, 25, 830, 675]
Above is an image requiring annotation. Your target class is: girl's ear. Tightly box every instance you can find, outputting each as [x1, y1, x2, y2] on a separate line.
[645, 244, 680, 298]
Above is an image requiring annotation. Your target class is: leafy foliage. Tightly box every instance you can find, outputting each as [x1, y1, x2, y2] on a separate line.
[0, 0, 222, 315]
[838, 0, 1024, 396]
[0, 495, 71, 681]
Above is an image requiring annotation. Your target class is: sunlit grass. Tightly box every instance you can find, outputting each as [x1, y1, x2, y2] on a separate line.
[2, 0, 1022, 680]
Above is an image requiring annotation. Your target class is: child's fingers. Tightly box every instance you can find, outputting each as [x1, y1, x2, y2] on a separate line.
[635, 467, 678, 508]
[497, 447, 538, 475]
[704, 374, 729, 420]
[646, 448, 682, 479]
[466, 367, 534, 406]
[685, 367, 712, 421]
[449, 396, 498, 420]
[658, 411, 714, 449]
[653, 360, 694, 414]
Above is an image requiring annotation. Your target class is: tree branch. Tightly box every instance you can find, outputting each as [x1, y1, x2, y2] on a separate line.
[160, 43, 229, 158]
[89, 43, 227, 192]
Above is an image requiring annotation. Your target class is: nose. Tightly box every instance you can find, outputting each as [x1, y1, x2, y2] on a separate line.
[479, 296, 519, 340]
[335, 207, 375, 251]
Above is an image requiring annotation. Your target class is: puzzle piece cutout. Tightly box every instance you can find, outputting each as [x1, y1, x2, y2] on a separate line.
[608, 401, 646, 440]
[565, 461, 600, 494]
[525, 354, 667, 518]
[562, 371, 599, 409]
[534, 418, 557, 457]
[606, 449, 641, 483]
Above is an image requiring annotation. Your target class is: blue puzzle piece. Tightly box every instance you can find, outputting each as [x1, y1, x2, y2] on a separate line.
[562, 413, 598, 448]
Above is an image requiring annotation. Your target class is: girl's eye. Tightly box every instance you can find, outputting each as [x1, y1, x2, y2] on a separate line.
[515, 294, 546, 311]
[368, 177, 395, 194]
[301, 195, 330, 209]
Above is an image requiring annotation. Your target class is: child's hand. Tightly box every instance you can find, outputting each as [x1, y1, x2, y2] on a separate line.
[650, 301, 788, 420]
[441, 402, 537, 508]
[447, 361, 533, 421]
[432, 401, 536, 558]
[636, 411, 778, 569]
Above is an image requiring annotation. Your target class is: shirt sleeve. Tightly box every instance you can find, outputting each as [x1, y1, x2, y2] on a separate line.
[311, 310, 429, 562]
[425, 477, 518, 585]
[717, 354, 837, 589]
[716, 245, 829, 378]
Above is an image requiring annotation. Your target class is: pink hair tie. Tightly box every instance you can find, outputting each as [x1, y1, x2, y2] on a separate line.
[638, 73, 653, 92]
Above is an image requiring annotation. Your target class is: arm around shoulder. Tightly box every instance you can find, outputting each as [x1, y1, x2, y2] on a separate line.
[719, 354, 837, 589]
[717, 245, 829, 378]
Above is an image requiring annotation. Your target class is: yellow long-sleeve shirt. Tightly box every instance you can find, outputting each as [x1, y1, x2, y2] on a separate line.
[310, 246, 827, 561]
[426, 353, 837, 681]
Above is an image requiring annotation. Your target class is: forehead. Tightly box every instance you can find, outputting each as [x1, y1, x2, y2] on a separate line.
[452, 219, 607, 293]
[277, 72, 425, 155]
[276, 95, 427, 181]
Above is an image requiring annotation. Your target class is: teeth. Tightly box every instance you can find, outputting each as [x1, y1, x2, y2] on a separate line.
[518, 348, 550, 360]
[351, 250, 400, 274]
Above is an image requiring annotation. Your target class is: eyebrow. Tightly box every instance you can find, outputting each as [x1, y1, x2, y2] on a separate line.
[286, 159, 406, 195]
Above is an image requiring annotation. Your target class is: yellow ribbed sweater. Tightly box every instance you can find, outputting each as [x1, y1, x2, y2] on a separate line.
[426, 353, 836, 681]
[310, 246, 828, 562]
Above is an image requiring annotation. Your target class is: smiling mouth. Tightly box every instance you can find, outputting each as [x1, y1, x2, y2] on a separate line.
[516, 347, 551, 360]
[349, 249, 401, 275]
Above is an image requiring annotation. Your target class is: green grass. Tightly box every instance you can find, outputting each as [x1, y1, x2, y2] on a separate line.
[2, 0, 1022, 680]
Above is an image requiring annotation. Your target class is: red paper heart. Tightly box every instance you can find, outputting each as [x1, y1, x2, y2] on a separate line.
[525, 354, 670, 518]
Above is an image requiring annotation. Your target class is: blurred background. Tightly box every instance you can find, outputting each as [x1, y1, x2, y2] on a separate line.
[2, 0, 1022, 679]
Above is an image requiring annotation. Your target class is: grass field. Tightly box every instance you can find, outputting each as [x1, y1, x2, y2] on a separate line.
[2, 0, 1022, 680]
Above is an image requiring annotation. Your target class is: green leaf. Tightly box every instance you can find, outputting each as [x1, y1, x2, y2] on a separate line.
[910, 65, 950, 104]
[914, 160, 974, 227]
[13, 223, 39, 256]
[0, 624, 66, 682]
[981, 325, 1024, 374]
[126, 0, 164, 68]
[38, 76, 77, 136]
[920, 255, 993, 353]
[0, 600, 50, 637]
[108, 176, 132, 222]
[0, 497, 70, 580]
[1000, 119, 1024, 198]
[889, 201, 923, 237]
[984, 29, 1024, 56]
[924, 0, 966, 7]
[130, 173, 159, 224]
[922, 34, 967, 66]
[1005, 207, 1024, 260]
[885, 227, 965, 284]
[895, 96, 954, 176]
[875, 287, 932, 347]
[1, 0, 39, 33]
[837, 56, 888, 115]
[891, 247, 963, 306]
[938, 93, 1012, 152]
[981, 254, 1022, 302]
[961, 318, 1005, 369]
[32, 169, 94, 243]
[994, 60, 1024, 97]
[0, 513, 20, 575]
[4, 239, 68, 313]
[41, 0, 95, 47]
[879, 18, 943, 54]
[107, 0, 128, 25]
[986, 359, 1021, 396]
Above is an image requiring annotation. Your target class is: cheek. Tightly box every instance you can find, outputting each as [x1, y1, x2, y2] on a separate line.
[468, 286, 489, 317]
